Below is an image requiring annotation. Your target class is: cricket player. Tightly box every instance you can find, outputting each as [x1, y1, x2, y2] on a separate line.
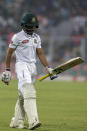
[1, 13, 53, 130]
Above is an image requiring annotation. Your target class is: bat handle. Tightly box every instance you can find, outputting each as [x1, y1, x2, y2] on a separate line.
[50, 75, 58, 80]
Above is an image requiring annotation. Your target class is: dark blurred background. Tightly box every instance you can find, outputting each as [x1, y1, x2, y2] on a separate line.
[0, 0, 87, 79]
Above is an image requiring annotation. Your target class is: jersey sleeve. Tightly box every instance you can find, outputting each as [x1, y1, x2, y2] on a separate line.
[37, 35, 41, 48]
[9, 34, 19, 49]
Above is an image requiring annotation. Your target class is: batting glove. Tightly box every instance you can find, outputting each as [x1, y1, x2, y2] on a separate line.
[46, 67, 53, 74]
[2, 69, 11, 85]
[46, 67, 58, 80]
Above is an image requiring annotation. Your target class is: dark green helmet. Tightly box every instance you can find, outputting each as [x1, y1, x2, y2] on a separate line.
[21, 13, 39, 28]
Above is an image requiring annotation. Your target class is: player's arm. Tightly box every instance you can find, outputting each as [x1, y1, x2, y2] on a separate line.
[36, 48, 58, 80]
[6, 48, 15, 69]
[1, 48, 15, 85]
[36, 48, 49, 67]
[2, 34, 18, 84]
[36, 48, 54, 75]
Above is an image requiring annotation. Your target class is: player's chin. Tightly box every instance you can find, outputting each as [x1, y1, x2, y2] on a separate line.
[24, 29, 35, 34]
[26, 30, 34, 35]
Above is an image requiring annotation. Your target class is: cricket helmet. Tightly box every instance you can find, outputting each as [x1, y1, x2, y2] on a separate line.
[21, 13, 39, 34]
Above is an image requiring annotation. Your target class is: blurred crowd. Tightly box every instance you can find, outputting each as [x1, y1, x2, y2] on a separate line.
[0, 0, 87, 64]
[0, 0, 87, 31]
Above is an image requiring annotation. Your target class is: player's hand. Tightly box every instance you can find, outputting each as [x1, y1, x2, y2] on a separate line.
[46, 67, 53, 74]
[2, 70, 11, 85]
[46, 67, 58, 80]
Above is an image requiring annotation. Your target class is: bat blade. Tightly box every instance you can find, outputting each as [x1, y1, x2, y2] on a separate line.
[53, 57, 84, 74]
[38, 57, 84, 81]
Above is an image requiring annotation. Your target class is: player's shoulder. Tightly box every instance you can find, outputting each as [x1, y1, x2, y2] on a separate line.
[12, 30, 24, 40]
[15, 30, 24, 37]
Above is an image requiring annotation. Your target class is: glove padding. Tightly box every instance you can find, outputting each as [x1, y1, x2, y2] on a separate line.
[46, 67, 53, 74]
[2, 70, 11, 85]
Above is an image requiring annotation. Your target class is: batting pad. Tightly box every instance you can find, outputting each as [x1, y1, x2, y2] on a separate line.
[10, 99, 25, 127]
[24, 98, 39, 126]
[23, 83, 39, 126]
[23, 83, 36, 99]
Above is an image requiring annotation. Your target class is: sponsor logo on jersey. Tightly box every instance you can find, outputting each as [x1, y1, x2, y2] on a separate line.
[34, 39, 37, 44]
[22, 39, 29, 44]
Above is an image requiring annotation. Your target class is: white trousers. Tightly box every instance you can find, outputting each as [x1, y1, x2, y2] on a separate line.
[15, 62, 37, 95]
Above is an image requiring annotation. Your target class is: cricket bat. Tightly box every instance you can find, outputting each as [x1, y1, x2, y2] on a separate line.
[38, 57, 84, 81]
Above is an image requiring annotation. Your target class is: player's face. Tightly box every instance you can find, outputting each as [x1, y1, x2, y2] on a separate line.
[23, 26, 37, 35]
